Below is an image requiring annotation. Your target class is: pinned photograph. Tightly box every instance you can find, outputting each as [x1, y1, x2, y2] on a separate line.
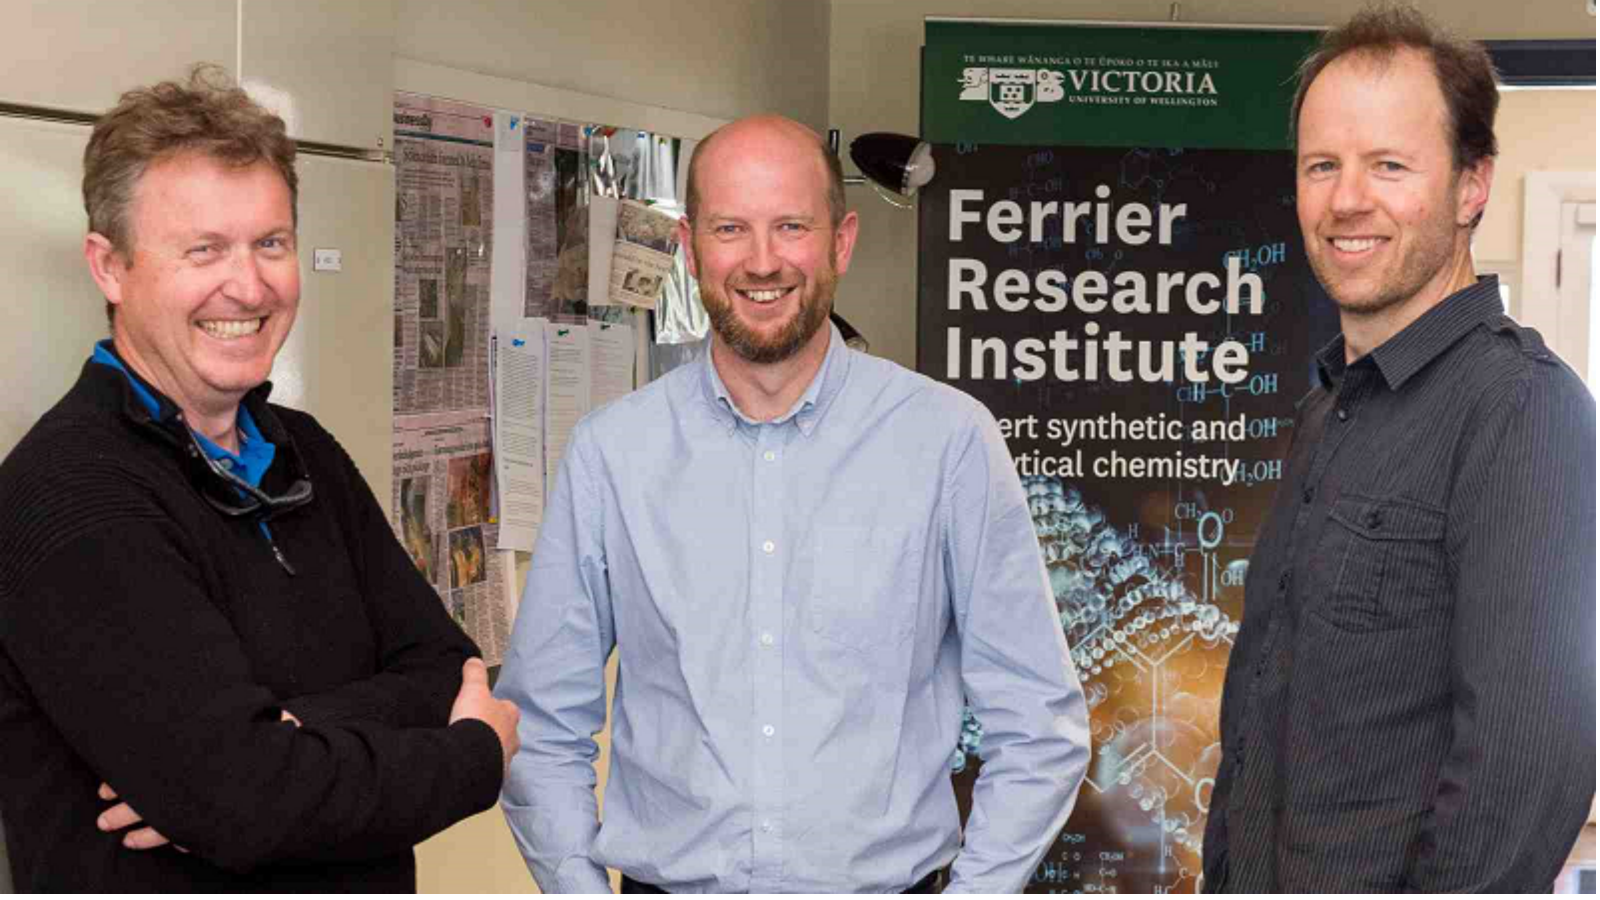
[449, 526, 487, 589]
[446, 451, 492, 529]
[419, 321, 445, 369]
[419, 278, 439, 319]
[399, 475, 435, 581]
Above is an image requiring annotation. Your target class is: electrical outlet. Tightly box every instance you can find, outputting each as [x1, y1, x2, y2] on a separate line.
[313, 248, 343, 272]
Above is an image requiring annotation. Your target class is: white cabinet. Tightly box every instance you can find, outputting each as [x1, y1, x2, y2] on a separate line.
[270, 153, 396, 491]
[0, 0, 234, 114]
[0, 116, 104, 450]
[0, 0, 395, 150]
[239, 0, 396, 151]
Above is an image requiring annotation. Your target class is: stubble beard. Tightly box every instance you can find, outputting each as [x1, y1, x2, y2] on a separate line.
[1309, 189, 1463, 321]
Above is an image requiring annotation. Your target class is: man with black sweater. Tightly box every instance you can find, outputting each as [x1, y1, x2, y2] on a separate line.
[0, 66, 519, 890]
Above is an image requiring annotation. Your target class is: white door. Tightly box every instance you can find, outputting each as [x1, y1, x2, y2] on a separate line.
[1561, 200, 1597, 384]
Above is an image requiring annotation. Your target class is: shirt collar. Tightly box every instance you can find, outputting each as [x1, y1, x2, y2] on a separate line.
[188, 405, 276, 488]
[1317, 275, 1504, 391]
[89, 339, 277, 487]
[91, 339, 169, 421]
[700, 323, 851, 436]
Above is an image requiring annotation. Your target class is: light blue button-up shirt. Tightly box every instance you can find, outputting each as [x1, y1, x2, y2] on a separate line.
[497, 325, 1088, 893]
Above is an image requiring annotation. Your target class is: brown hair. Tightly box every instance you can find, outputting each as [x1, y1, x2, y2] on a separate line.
[685, 118, 847, 229]
[83, 64, 297, 323]
[1290, 2, 1500, 172]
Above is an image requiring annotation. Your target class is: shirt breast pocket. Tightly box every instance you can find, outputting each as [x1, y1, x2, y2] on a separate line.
[808, 525, 923, 654]
[1317, 494, 1449, 632]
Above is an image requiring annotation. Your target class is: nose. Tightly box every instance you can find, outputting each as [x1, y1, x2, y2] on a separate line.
[743, 231, 782, 280]
[225, 246, 270, 307]
[1329, 168, 1371, 218]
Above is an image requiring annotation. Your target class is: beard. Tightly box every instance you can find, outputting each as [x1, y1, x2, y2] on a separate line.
[696, 252, 837, 366]
[1305, 194, 1462, 320]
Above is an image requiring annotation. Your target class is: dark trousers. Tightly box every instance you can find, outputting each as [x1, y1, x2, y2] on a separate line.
[621, 868, 947, 893]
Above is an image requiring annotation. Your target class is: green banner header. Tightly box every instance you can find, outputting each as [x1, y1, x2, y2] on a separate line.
[923, 21, 1318, 149]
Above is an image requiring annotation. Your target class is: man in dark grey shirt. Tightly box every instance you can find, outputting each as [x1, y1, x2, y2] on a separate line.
[1202, 5, 1595, 892]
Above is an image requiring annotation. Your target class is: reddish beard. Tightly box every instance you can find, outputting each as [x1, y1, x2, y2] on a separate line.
[696, 250, 837, 366]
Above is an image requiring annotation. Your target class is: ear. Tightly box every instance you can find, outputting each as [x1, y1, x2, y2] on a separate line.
[831, 211, 861, 276]
[84, 232, 128, 306]
[677, 217, 698, 279]
[1455, 156, 1494, 228]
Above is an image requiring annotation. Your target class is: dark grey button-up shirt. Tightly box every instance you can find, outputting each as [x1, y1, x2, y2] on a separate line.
[1202, 277, 1596, 892]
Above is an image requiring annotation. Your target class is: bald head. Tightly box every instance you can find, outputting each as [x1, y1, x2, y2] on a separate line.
[685, 115, 847, 228]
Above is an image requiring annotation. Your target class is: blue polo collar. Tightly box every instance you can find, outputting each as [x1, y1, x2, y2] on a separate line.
[90, 340, 276, 488]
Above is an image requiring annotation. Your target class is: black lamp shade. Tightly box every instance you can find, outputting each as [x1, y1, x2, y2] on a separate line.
[849, 132, 934, 197]
[830, 311, 869, 352]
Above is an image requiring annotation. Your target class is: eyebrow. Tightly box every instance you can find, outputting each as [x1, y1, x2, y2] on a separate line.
[184, 225, 296, 241]
[1296, 146, 1423, 165]
[703, 211, 819, 221]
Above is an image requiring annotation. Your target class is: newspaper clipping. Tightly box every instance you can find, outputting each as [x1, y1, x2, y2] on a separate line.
[608, 199, 681, 308]
[394, 94, 495, 413]
[523, 117, 561, 320]
[545, 122, 591, 317]
[392, 411, 512, 665]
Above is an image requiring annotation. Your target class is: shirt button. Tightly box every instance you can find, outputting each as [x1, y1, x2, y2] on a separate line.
[1336, 408, 1348, 422]
[1278, 572, 1290, 590]
[760, 820, 773, 833]
[761, 540, 775, 554]
[760, 632, 775, 647]
[1302, 486, 1313, 504]
[218, 458, 234, 470]
[763, 450, 777, 462]
[762, 724, 775, 737]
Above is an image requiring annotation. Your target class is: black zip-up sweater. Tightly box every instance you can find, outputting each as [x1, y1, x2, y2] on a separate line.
[0, 361, 503, 890]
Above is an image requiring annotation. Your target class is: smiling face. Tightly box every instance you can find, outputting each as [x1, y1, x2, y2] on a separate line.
[680, 117, 857, 368]
[1296, 47, 1490, 328]
[88, 152, 299, 421]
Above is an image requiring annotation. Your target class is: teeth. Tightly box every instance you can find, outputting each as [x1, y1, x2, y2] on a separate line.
[743, 288, 787, 302]
[199, 318, 264, 339]
[1332, 237, 1380, 252]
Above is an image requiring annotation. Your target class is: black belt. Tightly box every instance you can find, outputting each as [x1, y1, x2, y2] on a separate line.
[621, 868, 947, 893]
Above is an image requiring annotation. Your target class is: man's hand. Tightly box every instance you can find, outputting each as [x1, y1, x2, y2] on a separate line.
[449, 657, 520, 776]
[96, 783, 187, 852]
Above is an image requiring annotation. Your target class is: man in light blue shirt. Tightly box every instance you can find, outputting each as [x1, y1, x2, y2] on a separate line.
[496, 114, 1088, 893]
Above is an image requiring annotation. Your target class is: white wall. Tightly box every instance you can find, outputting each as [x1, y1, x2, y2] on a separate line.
[394, 0, 832, 131]
[1477, 88, 1598, 266]
[827, 0, 1598, 370]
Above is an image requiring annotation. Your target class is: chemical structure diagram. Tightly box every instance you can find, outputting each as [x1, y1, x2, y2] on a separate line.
[955, 474, 1247, 892]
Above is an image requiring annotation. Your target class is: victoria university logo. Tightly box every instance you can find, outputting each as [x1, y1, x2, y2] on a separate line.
[959, 67, 1066, 119]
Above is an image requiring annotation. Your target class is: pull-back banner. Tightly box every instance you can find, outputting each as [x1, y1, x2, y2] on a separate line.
[919, 19, 1331, 893]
